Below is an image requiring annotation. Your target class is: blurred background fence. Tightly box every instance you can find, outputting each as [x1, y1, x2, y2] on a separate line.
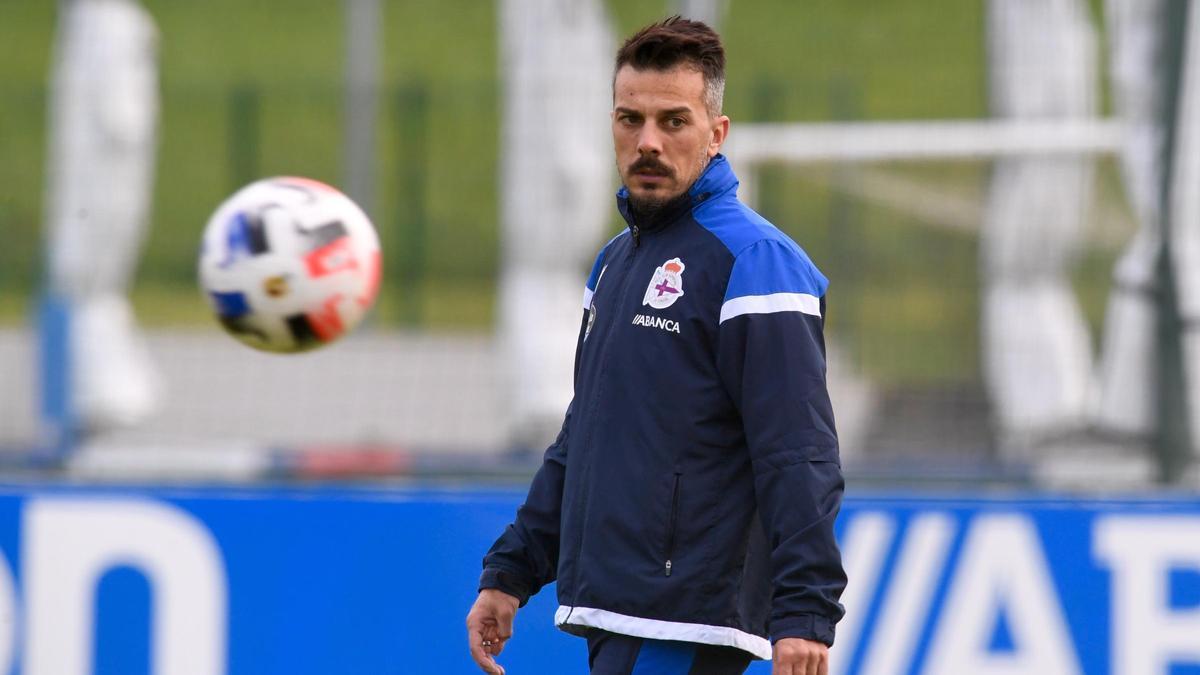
[0, 0, 1144, 484]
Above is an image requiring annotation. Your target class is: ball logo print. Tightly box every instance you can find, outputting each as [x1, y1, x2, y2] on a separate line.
[262, 275, 289, 298]
[198, 177, 382, 353]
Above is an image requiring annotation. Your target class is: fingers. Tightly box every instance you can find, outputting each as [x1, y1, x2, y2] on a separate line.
[481, 629, 509, 657]
[478, 615, 512, 656]
[466, 608, 500, 673]
[496, 605, 515, 646]
[773, 639, 829, 675]
[483, 596, 515, 657]
[467, 592, 518, 675]
[804, 650, 821, 675]
[467, 626, 504, 674]
[771, 646, 794, 675]
[797, 648, 825, 675]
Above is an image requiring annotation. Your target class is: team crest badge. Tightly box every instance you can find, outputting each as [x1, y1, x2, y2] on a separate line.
[585, 302, 597, 341]
[643, 258, 686, 310]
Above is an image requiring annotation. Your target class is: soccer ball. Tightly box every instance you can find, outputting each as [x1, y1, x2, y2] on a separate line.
[198, 177, 382, 353]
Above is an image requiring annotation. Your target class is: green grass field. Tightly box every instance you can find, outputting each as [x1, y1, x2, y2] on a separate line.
[0, 0, 1125, 382]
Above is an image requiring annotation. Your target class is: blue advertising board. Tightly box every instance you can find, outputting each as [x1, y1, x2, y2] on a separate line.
[0, 484, 1196, 674]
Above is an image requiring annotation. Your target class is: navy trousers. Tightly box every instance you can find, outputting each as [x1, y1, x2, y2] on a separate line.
[586, 630, 753, 675]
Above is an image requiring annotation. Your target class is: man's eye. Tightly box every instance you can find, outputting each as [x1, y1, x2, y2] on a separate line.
[666, 117, 686, 129]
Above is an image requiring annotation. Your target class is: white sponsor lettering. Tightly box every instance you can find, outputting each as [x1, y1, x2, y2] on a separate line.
[631, 314, 680, 333]
[24, 498, 228, 675]
[1095, 516, 1200, 675]
[0, 496, 1188, 674]
[828, 513, 894, 675]
[925, 515, 1082, 675]
[860, 513, 956, 675]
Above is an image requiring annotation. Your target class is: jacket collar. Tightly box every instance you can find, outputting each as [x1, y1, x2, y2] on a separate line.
[616, 154, 738, 235]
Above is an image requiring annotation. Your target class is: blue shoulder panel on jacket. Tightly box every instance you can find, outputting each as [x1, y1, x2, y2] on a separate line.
[692, 192, 828, 304]
[724, 239, 828, 302]
[692, 190, 775, 256]
[585, 250, 606, 292]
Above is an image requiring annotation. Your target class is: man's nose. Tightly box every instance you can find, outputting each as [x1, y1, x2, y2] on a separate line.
[636, 125, 662, 155]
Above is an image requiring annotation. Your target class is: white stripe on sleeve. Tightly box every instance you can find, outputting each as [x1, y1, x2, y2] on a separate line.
[719, 292, 822, 323]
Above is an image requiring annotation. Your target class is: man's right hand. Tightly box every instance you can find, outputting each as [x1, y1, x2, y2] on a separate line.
[466, 588, 521, 674]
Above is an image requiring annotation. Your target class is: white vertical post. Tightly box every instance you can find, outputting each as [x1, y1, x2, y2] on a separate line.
[497, 0, 615, 449]
[982, 0, 1098, 456]
[43, 0, 164, 435]
[1094, 0, 1169, 442]
[1169, 0, 1200, 466]
[342, 0, 380, 218]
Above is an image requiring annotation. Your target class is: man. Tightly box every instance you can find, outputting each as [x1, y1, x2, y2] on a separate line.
[467, 16, 845, 675]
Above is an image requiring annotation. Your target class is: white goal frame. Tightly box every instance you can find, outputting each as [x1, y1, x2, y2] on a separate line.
[725, 118, 1124, 203]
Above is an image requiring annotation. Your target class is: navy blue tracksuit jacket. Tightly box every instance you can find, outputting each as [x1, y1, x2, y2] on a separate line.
[480, 155, 846, 660]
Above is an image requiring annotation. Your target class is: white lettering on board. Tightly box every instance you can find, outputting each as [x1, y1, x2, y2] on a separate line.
[1095, 516, 1200, 675]
[924, 514, 1082, 675]
[23, 498, 228, 675]
[828, 511, 896, 675]
[860, 512, 956, 675]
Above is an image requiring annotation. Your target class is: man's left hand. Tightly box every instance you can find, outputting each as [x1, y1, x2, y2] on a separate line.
[772, 638, 829, 675]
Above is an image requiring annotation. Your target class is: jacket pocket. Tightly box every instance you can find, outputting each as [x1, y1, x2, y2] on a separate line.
[664, 472, 681, 577]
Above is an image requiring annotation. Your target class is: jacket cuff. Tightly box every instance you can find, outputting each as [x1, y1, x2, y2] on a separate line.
[478, 566, 533, 607]
[770, 613, 837, 647]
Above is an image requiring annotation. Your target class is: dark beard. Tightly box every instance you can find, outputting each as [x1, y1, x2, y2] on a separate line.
[624, 154, 710, 225]
[628, 189, 692, 225]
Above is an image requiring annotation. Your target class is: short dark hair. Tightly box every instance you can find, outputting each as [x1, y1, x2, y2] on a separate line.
[614, 15, 726, 116]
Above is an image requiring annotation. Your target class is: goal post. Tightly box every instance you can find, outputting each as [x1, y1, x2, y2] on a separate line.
[725, 118, 1125, 200]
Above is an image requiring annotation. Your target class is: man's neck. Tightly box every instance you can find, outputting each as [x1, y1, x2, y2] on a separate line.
[628, 189, 693, 230]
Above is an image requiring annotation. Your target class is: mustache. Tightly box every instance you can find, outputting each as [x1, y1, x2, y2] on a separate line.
[628, 156, 674, 177]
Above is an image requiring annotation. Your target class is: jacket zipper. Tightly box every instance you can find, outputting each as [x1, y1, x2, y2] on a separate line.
[665, 472, 681, 577]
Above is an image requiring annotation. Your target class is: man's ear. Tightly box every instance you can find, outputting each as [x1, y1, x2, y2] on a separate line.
[709, 115, 730, 157]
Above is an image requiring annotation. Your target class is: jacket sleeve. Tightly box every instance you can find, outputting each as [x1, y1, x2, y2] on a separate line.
[477, 244, 610, 605]
[716, 238, 847, 646]
[478, 403, 571, 606]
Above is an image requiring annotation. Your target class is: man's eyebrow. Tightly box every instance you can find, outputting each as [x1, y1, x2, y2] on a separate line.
[658, 107, 693, 117]
[613, 106, 694, 117]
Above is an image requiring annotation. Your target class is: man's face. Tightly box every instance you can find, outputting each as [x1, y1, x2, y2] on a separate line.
[612, 65, 730, 212]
